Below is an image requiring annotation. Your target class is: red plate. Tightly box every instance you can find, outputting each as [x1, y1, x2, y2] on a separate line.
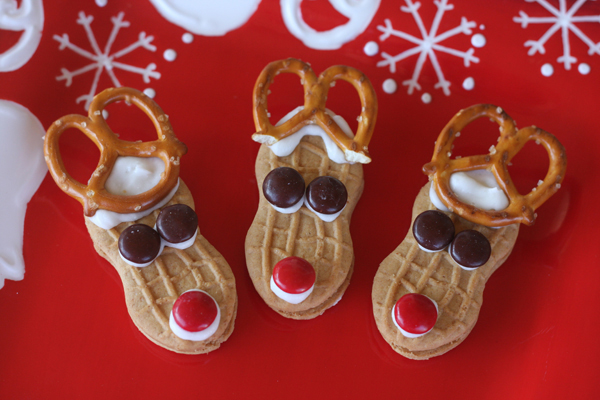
[1, 1, 599, 398]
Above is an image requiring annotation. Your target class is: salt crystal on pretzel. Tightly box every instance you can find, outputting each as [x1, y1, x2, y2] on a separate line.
[44, 87, 187, 217]
[423, 104, 567, 227]
[252, 58, 377, 164]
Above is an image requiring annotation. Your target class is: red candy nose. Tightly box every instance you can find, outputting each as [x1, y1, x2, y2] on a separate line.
[394, 293, 438, 335]
[172, 290, 218, 332]
[273, 256, 316, 294]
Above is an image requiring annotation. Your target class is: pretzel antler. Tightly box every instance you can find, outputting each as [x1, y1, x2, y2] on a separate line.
[423, 104, 567, 227]
[44, 87, 187, 217]
[252, 58, 377, 164]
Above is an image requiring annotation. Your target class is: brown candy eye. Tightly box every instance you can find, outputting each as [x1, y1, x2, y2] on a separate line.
[263, 167, 306, 209]
[119, 224, 161, 264]
[305, 176, 348, 215]
[156, 204, 198, 244]
[449, 230, 491, 269]
[413, 210, 455, 252]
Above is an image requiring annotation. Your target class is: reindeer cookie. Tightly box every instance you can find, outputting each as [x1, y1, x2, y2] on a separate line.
[372, 104, 566, 359]
[44, 87, 237, 354]
[245, 58, 377, 319]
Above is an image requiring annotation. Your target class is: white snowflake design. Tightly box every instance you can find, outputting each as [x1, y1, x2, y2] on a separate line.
[513, 0, 600, 70]
[54, 11, 160, 110]
[376, 0, 478, 96]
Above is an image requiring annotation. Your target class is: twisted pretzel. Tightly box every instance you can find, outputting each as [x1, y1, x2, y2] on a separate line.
[44, 87, 187, 217]
[422, 104, 567, 227]
[252, 58, 377, 164]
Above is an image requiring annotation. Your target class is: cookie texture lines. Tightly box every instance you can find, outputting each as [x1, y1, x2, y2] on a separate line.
[373, 183, 519, 358]
[86, 180, 236, 354]
[246, 136, 363, 317]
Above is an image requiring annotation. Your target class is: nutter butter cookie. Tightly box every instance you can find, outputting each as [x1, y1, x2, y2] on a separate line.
[44, 87, 237, 354]
[372, 104, 566, 359]
[245, 58, 377, 319]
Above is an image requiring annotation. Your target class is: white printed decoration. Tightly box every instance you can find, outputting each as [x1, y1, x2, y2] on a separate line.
[376, 0, 481, 97]
[281, 0, 381, 50]
[514, 0, 600, 73]
[149, 0, 378, 49]
[0, 0, 44, 72]
[0, 100, 47, 289]
[149, 0, 262, 36]
[54, 11, 160, 111]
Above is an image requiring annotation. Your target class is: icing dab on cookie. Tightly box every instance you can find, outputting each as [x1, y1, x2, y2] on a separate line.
[430, 169, 509, 212]
[265, 106, 354, 164]
[105, 157, 165, 196]
[89, 179, 180, 230]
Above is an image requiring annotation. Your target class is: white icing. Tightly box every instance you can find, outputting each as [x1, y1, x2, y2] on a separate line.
[105, 157, 165, 196]
[331, 294, 343, 307]
[0, 0, 44, 72]
[169, 290, 221, 341]
[160, 228, 198, 250]
[95, 0, 107, 7]
[89, 179, 180, 230]
[429, 184, 450, 212]
[462, 77, 475, 90]
[270, 275, 314, 304]
[304, 197, 346, 223]
[429, 170, 509, 212]
[0, 100, 47, 289]
[281, 0, 381, 50]
[382, 78, 397, 94]
[163, 48, 177, 62]
[471, 33, 486, 48]
[392, 296, 438, 338]
[265, 106, 353, 164]
[363, 41, 379, 56]
[451, 257, 479, 271]
[149, 0, 261, 36]
[417, 243, 446, 253]
[541, 63, 554, 77]
[421, 93, 432, 104]
[269, 194, 305, 214]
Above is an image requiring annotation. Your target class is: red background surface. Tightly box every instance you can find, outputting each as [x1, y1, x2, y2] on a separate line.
[1, 1, 599, 398]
